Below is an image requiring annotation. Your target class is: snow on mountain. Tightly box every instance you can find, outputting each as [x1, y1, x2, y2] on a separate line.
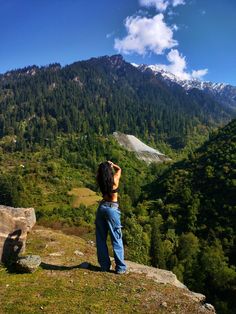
[136, 63, 225, 91]
[113, 131, 171, 164]
[134, 64, 236, 110]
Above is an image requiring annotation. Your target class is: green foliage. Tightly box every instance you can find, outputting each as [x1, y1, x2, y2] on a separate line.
[145, 119, 236, 313]
[38, 204, 96, 228]
[123, 217, 150, 265]
[0, 56, 232, 152]
[0, 56, 235, 312]
[0, 173, 25, 207]
[150, 215, 166, 268]
[0, 119, 235, 312]
[176, 233, 200, 288]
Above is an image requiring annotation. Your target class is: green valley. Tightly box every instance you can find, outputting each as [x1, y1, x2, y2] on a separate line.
[0, 56, 235, 313]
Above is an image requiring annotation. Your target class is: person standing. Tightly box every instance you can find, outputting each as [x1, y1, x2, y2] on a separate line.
[95, 161, 127, 274]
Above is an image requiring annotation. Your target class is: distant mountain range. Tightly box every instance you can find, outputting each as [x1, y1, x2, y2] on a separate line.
[0, 54, 235, 149]
[134, 64, 236, 111]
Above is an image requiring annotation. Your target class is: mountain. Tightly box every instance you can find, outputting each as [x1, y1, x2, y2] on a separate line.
[0, 55, 234, 150]
[143, 118, 236, 313]
[113, 131, 171, 163]
[135, 64, 236, 111]
[0, 56, 235, 313]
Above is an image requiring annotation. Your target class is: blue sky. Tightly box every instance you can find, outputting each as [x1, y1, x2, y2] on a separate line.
[0, 0, 235, 85]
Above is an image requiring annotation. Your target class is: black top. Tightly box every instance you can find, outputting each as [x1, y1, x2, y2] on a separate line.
[102, 187, 119, 197]
[111, 187, 119, 193]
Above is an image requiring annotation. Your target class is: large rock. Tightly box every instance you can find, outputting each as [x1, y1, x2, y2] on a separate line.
[113, 131, 171, 164]
[126, 260, 187, 289]
[126, 260, 216, 313]
[0, 205, 36, 264]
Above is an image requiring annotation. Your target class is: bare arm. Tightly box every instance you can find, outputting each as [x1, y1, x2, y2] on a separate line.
[108, 161, 122, 184]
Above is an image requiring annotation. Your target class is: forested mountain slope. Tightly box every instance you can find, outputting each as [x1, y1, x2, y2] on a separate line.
[0, 55, 234, 150]
[140, 119, 236, 313]
[0, 56, 235, 313]
[137, 64, 236, 111]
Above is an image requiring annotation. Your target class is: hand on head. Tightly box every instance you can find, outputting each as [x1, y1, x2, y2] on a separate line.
[107, 160, 113, 168]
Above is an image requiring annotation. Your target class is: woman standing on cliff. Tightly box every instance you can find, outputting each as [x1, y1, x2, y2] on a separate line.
[95, 160, 127, 274]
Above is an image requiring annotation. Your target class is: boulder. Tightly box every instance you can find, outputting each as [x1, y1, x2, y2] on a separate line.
[0, 205, 36, 264]
[125, 260, 187, 289]
[125, 260, 216, 313]
[16, 255, 41, 273]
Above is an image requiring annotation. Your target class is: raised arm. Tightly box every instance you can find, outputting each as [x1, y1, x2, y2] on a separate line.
[107, 161, 122, 183]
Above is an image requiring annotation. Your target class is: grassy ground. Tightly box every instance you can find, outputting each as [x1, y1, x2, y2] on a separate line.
[68, 187, 101, 207]
[0, 226, 212, 314]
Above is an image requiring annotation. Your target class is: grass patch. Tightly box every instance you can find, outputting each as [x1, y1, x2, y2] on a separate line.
[0, 226, 209, 314]
[68, 187, 101, 207]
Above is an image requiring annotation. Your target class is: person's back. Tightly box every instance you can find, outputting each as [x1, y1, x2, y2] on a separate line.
[101, 161, 121, 202]
[95, 161, 127, 274]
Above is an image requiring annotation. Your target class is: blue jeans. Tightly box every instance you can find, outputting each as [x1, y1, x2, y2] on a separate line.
[95, 201, 127, 272]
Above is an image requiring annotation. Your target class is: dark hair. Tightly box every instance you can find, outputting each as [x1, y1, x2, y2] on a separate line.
[96, 161, 114, 196]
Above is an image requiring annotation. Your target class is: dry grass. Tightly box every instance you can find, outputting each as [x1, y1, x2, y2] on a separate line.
[68, 187, 101, 207]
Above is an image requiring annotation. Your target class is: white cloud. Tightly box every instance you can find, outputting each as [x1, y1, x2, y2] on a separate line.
[172, 0, 185, 7]
[159, 49, 190, 79]
[156, 49, 208, 80]
[172, 24, 178, 31]
[167, 9, 178, 17]
[191, 68, 208, 79]
[114, 14, 177, 55]
[114, 0, 207, 81]
[139, 0, 169, 12]
[106, 32, 115, 39]
[139, 0, 186, 12]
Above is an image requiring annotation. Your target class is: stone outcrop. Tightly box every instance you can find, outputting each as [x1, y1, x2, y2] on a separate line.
[125, 260, 216, 313]
[113, 131, 171, 164]
[0, 205, 36, 264]
[126, 260, 187, 289]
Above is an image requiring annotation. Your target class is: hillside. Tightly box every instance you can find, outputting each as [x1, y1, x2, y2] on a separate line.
[140, 119, 236, 313]
[0, 55, 233, 151]
[0, 132, 155, 214]
[0, 56, 235, 313]
[136, 64, 236, 111]
[0, 225, 215, 314]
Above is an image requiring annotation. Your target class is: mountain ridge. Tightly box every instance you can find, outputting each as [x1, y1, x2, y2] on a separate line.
[134, 63, 236, 111]
[0, 54, 233, 150]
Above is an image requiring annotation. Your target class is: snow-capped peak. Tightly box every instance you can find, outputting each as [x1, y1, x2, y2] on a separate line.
[132, 63, 236, 110]
[134, 63, 231, 91]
